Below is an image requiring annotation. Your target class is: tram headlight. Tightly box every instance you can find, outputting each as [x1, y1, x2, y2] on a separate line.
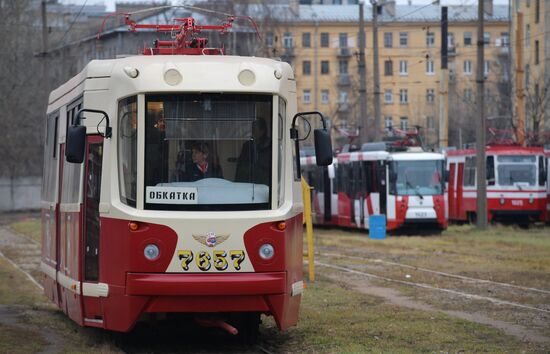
[259, 244, 275, 260]
[144, 244, 160, 261]
[529, 196, 534, 204]
[499, 197, 505, 205]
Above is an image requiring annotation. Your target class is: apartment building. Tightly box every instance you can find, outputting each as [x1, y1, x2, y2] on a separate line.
[512, 0, 550, 139]
[267, 2, 509, 147]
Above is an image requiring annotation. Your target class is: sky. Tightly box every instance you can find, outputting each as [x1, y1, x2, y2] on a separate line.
[60, 0, 510, 13]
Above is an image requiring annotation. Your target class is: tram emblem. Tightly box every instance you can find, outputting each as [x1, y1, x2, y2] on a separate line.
[193, 232, 229, 247]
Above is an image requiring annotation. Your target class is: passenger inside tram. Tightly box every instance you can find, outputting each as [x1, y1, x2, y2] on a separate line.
[235, 118, 271, 185]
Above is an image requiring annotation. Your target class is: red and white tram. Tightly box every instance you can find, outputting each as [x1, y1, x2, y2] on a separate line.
[40, 15, 331, 335]
[446, 145, 548, 223]
[302, 147, 447, 231]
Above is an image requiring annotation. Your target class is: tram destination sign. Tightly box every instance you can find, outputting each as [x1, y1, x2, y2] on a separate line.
[146, 186, 198, 204]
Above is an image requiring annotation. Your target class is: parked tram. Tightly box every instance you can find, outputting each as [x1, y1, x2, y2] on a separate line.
[302, 145, 447, 231]
[40, 14, 331, 336]
[446, 145, 548, 223]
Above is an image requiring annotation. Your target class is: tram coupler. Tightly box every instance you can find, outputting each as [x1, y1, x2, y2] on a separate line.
[194, 316, 239, 335]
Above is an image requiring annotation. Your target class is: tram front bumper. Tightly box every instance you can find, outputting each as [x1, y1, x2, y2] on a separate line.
[126, 272, 286, 296]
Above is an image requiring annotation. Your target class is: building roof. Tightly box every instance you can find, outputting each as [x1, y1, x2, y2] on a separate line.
[49, 3, 509, 52]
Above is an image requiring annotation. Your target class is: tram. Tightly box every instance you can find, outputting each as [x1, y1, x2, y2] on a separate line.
[446, 145, 547, 223]
[40, 13, 331, 336]
[302, 143, 447, 231]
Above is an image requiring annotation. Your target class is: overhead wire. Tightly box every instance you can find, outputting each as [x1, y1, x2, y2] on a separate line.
[58, 0, 89, 45]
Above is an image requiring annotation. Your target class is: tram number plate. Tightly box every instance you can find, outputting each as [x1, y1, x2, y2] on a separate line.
[511, 200, 523, 206]
[414, 211, 428, 218]
[177, 250, 245, 271]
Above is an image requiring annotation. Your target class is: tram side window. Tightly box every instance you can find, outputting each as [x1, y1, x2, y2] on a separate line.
[118, 96, 138, 207]
[41, 114, 58, 202]
[487, 156, 495, 185]
[539, 156, 547, 186]
[278, 97, 286, 207]
[464, 157, 476, 186]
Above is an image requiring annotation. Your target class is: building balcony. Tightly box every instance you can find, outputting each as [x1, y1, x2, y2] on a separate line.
[338, 74, 351, 86]
[280, 47, 295, 62]
[337, 47, 352, 57]
[337, 103, 350, 112]
[447, 46, 456, 56]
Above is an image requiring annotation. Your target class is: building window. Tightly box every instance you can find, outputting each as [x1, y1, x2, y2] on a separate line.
[483, 32, 490, 45]
[385, 116, 393, 129]
[302, 32, 311, 48]
[400, 117, 408, 130]
[399, 89, 408, 104]
[535, 0, 540, 23]
[339, 90, 348, 103]
[448, 32, 455, 49]
[426, 60, 435, 75]
[426, 116, 434, 129]
[265, 32, 274, 47]
[303, 60, 311, 75]
[321, 60, 330, 74]
[339, 60, 349, 74]
[463, 88, 473, 102]
[303, 90, 311, 104]
[526, 25, 530, 48]
[283, 33, 293, 48]
[464, 60, 472, 75]
[399, 32, 408, 47]
[426, 89, 435, 103]
[501, 32, 510, 47]
[399, 60, 408, 75]
[484, 60, 490, 76]
[426, 32, 435, 47]
[384, 89, 393, 103]
[535, 40, 539, 65]
[321, 32, 329, 47]
[339, 33, 348, 48]
[384, 32, 393, 48]
[525, 64, 530, 86]
[384, 60, 393, 76]
[321, 90, 329, 104]
[464, 32, 472, 46]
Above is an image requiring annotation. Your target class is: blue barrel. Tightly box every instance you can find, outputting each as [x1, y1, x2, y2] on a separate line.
[369, 215, 386, 239]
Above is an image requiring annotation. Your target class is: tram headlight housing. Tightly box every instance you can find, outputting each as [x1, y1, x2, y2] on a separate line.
[144, 244, 160, 261]
[259, 243, 275, 260]
[499, 197, 505, 205]
[529, 196, 534, 204]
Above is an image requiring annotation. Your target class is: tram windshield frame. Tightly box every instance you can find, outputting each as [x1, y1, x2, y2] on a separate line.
[143, 93, 273, 211]
[389, 159, 445, 197]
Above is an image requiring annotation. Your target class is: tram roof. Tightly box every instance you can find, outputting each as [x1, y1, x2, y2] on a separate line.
[48, 55, 293, 105]
[446, 145, 546, 157]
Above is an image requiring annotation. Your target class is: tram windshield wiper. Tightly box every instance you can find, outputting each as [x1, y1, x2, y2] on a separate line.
[406, 180, 423, 199]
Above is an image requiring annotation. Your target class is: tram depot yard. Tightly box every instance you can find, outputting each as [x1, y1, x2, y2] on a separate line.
[0, 214, 549, 353]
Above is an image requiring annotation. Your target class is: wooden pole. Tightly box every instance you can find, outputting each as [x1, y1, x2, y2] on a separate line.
[475, 0, 487, 229]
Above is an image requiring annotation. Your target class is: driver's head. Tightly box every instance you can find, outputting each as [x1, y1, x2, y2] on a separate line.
[191, 142, 209, 164]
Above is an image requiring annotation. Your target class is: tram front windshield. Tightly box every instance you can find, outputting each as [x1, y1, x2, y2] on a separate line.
[497, 155, 537, 186]
[389, 160, 444, 196]
[144, 93, 273, 211]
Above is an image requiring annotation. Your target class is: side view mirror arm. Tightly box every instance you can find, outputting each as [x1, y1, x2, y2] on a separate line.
[76, 109, 112, 138]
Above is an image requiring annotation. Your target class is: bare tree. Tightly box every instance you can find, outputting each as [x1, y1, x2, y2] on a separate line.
[524, 74, 550, 144]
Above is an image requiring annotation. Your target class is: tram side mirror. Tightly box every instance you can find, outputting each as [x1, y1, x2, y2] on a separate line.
[314, 129, 332, 166]
[66, 125, 87, 164]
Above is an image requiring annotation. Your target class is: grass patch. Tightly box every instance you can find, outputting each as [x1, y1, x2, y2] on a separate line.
[260, 276, 544, 353]
[9, 218, 41, 243]
[0, 324, 48, 354]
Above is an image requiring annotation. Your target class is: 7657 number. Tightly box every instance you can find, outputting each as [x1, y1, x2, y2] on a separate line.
[177, 250, 246, 271]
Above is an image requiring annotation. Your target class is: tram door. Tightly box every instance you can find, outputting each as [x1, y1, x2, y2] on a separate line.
[448, 163, 456, 219]
[81, 136, 104, 322]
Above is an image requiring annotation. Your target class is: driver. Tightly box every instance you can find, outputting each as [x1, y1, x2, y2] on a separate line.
[181, 142, 223, 181]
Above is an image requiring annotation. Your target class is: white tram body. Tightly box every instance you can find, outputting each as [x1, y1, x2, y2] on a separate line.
[41, 55, 313, 332]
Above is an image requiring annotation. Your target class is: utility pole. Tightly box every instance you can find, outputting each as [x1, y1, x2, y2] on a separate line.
[358, 1, 369, 143]
[475, 0, 487, 229]
[438, 6, 449, 149]
[371, 0, 381, 142]
[515, 12, 526, 146]
[314, 17, 319, 112]
[41, 0, 49, 93]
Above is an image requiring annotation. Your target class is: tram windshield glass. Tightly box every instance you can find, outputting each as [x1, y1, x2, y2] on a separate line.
[144, 93, 273, 211]
[389, 160, 444, 196]
[496, 155, 537, 186]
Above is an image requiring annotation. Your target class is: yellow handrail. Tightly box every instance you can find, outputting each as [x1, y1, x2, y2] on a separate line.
[301, 176, 315, 283]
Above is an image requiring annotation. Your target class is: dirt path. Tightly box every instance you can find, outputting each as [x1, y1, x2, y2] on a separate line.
[323, 263, 550, 345]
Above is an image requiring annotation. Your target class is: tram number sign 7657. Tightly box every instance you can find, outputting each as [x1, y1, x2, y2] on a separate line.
[178, 250, 246, 271]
